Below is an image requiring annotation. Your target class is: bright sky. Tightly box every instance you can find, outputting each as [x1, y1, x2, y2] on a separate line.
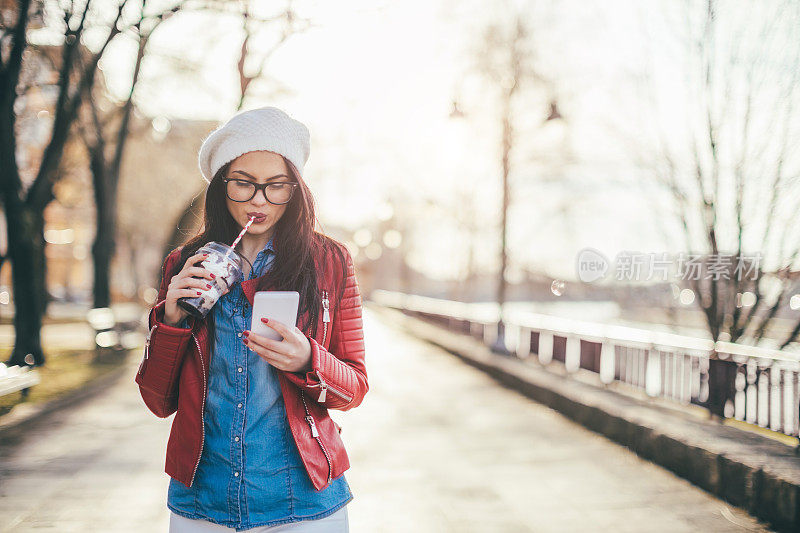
[89, 0, 798, 282]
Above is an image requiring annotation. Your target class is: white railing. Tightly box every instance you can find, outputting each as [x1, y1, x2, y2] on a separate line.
[371, 290, 800, 443]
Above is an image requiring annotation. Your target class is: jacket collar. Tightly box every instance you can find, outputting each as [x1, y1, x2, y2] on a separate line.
[240, 277, 262, 307]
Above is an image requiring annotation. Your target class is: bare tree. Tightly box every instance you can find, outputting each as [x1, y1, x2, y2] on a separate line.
[470, 5, 565, 347]
[625, 0, 800, 347]
[0, 0, 128, 367]
[77, 0, 181, 308]
[234, 0, 309, 111]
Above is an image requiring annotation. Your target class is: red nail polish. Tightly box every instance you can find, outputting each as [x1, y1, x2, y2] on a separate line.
[243, 338, 249, 344]
[210, 273, 216, 279]
[261, 317, 269, 323]
[242, 331, 250, 337]
[196, 291, 202, 295]
[206, 283, 211, 288]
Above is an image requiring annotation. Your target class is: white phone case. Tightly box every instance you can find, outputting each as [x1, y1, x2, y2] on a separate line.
[250, 291, 300, 341]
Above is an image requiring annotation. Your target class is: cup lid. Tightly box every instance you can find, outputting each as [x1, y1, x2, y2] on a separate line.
[201, 241, 244, 268]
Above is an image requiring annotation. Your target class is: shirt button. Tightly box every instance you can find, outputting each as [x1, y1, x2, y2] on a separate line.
[237, 367, 243, 373]
[237, 403, 243, 409]
[234, 436, 240, 442]
[234, 471, 239, 477]
[237, 332, 242, 338]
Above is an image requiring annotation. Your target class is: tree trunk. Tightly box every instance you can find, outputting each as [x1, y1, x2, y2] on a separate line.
[5, 204, 47, 367]
[90, 151, 116, 308]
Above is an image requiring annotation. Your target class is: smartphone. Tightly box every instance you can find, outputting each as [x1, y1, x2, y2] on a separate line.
[250, 291, 300, 341]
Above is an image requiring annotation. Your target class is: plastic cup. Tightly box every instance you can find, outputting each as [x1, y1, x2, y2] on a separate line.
[177, 242, 244, 319]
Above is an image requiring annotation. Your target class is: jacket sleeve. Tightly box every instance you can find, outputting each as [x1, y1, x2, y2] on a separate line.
[134, 249, 196, 418]
[282, 246, 368, 411]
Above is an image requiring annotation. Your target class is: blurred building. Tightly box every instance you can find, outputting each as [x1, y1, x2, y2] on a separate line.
[115, 114, 218, 302]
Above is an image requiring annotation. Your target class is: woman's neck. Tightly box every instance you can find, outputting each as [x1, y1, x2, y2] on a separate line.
[235, 229, 273, 266]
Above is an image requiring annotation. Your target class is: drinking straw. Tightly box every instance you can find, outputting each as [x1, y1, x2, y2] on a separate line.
[225, 215, 256, 260]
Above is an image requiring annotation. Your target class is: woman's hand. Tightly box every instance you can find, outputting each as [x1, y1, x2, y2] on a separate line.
[243, 318, 312, 373]
[163, 252, 215, 326]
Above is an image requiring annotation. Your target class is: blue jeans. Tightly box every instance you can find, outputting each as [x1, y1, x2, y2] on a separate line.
[169, 504, 348, 532]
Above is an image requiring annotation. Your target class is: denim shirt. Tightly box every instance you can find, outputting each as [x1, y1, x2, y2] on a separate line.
[167, 236, 353, 531]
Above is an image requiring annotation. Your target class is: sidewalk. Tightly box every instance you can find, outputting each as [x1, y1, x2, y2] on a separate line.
[370, 304, 798, 532]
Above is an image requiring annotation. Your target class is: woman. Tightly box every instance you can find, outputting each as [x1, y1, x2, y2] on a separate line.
[135, 107, 368, 532]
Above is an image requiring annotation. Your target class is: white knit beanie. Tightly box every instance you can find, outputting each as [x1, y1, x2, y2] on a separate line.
[197, 106, 310, 183]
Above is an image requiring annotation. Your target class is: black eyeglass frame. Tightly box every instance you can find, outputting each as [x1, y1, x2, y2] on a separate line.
[223, 177, 299, 205]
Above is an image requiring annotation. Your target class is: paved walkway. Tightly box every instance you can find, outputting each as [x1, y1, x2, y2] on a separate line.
[0, 308, 772, 532]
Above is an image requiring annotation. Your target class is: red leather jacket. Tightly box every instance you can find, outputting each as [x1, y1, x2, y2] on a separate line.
[134, 239, 368, 491]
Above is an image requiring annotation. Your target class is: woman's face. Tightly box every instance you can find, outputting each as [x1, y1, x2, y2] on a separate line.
[224, 150, 293, 236]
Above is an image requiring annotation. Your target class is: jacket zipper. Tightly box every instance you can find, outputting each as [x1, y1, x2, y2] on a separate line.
[314, 290, 341, 403]
[309, 288, 353, 404]
[190, 333, 206, 486]
[321, 290, 330, 346]
[313, 372, 353, 403]
[138, 299, 168, 376]
[138, 323, 158, 376]
[301, 389, 332, 484]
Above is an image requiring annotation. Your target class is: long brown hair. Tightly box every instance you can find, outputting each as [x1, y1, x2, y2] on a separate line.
[165, 155, 348, 360]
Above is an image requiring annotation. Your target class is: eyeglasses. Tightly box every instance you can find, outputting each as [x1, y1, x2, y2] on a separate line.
[223, 178, 298, 205]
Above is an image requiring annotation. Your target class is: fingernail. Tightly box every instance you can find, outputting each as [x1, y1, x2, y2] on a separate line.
[196, 290, 202, 295]
[242, 331, 250, 337]
[206, 283, 211, 288]
[210, 273, 216, 279]
[243, 338, 249, 345]
[261, 318, 269, 323]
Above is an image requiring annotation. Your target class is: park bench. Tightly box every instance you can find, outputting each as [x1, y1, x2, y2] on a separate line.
[87, 306, 143, 351]
[0, 362, 40, 399]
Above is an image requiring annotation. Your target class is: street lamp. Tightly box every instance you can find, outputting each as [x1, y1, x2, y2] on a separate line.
[450, 90, 565, 355]
[449, 99, 465, 120]
[545, 99, 562, 122]
[490, 97, 564, 356]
